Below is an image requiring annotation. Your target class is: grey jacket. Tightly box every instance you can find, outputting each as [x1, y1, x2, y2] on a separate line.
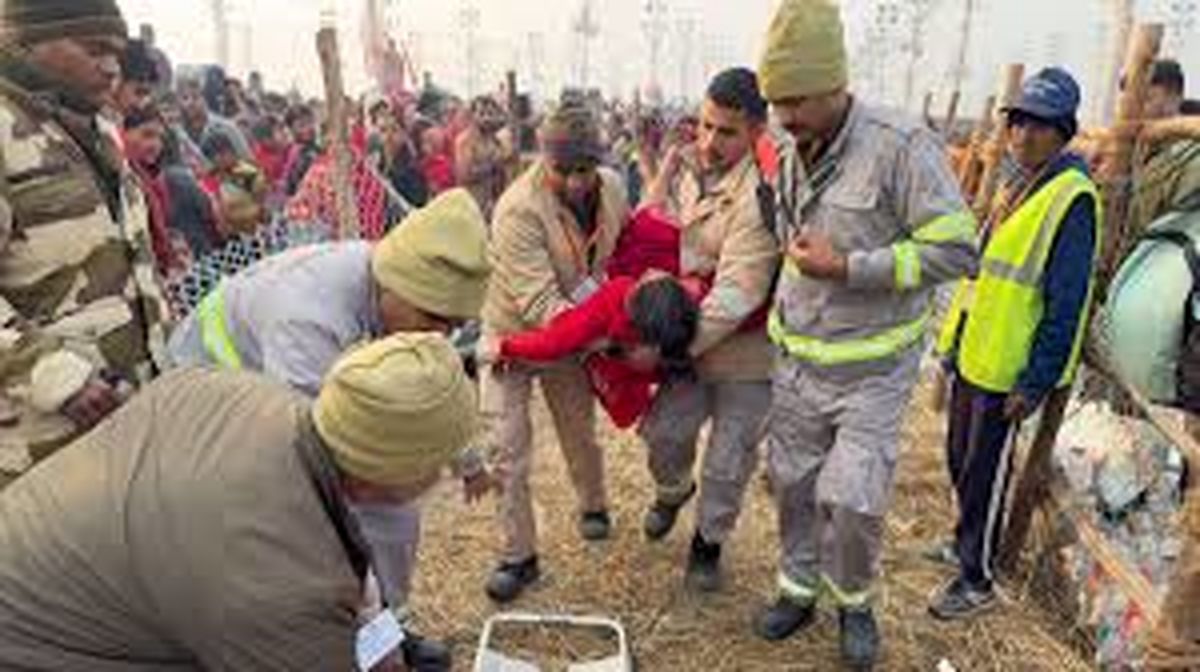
[772, 101, 978, 368]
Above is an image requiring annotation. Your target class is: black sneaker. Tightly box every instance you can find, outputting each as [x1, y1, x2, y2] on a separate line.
[400, 631, 452, 672]
[578, 510, 612, 541]
[684, 531, 722, 593]
[838, 607, 880, 670]
[928, 576, 997, 620]
[643, 482, 697, 540]
[754, 595, 817, 641]
[485, 556, 540, 603]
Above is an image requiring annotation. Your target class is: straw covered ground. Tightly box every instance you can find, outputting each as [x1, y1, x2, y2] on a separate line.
[407, 380, 1092, 671]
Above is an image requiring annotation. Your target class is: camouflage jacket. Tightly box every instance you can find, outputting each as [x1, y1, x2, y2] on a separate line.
[0, 75, 171, 480]
[1131, 138, 1200, 235]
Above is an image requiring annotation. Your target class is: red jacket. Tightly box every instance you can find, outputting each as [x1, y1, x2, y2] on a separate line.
[501, 277, 656, 428]
[253, 142, 289, 191]
[605, 205, 680, 278]
[422, 153, 456, 194]
[499, 205, 768, 428]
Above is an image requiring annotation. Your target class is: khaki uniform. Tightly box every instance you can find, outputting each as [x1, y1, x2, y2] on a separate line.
[638, 155, 779, 543]
[0, 76, 170, 488]
[482, 159, 627, 562]
[768, 102, 976, 606]
[0, 369, 368, 670]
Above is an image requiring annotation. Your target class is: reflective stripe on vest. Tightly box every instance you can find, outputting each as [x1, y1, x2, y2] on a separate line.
[197, 287, 243, 370]
[895, 210, 977, 290]
[771, 208, 973, 364]
[769, 304, 932, 366]
[936, 168, 1102, 392]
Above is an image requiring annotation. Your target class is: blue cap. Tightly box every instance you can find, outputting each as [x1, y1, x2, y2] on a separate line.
[1003, 67, 1081, 136]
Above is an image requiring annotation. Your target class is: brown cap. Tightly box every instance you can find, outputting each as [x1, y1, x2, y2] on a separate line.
[1, 0, 128, 46]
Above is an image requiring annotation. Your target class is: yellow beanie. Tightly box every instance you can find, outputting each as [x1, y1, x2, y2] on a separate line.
[371, 188, 491, 320]
[758, 0, 849, 102]
[313, 333, 478, 488]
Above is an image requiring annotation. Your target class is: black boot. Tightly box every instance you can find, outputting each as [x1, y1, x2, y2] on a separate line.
[643, 482, 697, 540]
[754, 595, 816, 641]
[838, 607, 880, 670]
[400, 631, 452, 672]
[578, 510, 612, 541]
[484, 555, 540, 603]
[684, 531, 722, 592]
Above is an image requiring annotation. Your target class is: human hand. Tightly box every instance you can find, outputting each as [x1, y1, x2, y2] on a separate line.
[786, 232, 848, 281]
[462, 468, 500, 504]
[1003, 393, 1032, 422]
[61, 378, 121, 431]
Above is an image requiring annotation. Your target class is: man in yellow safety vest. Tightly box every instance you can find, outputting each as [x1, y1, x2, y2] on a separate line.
[929, 67, 1102, 620]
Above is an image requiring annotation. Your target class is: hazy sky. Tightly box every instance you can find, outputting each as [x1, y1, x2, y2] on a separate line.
[118, 0, 1197, 123]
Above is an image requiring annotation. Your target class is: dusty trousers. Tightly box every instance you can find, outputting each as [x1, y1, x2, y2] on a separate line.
[766, 351, 921, 606]
[482, 360, 607, 563]
[351, 502, 422, 613]
[638, 379, 771, 543]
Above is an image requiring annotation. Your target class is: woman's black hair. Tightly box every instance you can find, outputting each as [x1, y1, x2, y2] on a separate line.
[123, 104, 162, 131]
[627, 276, 700, 379]
[200, 130, 237, 161]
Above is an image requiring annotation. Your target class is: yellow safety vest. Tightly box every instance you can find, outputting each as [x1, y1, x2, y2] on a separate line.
[936, 168, 1102, 393]
[196, 286, 244, 370]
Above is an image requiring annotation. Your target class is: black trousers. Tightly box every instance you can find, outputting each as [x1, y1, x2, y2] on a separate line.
[945, 374, 1019, 588]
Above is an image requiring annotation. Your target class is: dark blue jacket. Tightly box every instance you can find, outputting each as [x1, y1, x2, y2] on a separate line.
[1012, 153, 1098, 405]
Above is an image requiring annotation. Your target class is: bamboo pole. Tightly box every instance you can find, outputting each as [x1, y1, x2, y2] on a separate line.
[1140, 116, 1200, 145]
[973, 64, 1024, 219]
[1099, 0, 1136, 127]
[316, 25, 361, 240]
[1098, 23, 1164, 290]
[1146, 495, 1200, 669]
[943, 90, 962, 138]
[957, 94, 995, 204]
[997, 387, 1070, 572]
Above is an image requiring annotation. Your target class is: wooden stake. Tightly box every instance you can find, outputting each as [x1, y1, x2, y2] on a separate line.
[1140, 115, 1200, 145]
[943, 90, 962, 138]
[997, 386, 1070, 572]
[316, 25, 361, 240]
[972, 64, 1024, 219]
[1098, 23, 1164, 286]
[957, 94, 995, 203]
[1099, 0, 1136, 127]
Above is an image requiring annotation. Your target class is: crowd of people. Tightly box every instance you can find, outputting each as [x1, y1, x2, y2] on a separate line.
[0, 0, 1198, 670]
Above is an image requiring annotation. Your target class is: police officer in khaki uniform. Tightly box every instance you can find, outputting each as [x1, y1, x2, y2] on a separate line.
[480, 104, 629, 603]
[637, 68, 779, 592]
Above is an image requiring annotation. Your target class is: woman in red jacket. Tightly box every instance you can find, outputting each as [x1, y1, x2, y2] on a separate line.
[479, 203, 707, 428]
[491, 270, 701, 429]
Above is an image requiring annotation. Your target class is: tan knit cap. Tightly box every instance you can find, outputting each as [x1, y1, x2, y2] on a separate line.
[313, 333, 477, 488]
[758, 0, 849, 101]
[371, 188, 491, 320]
